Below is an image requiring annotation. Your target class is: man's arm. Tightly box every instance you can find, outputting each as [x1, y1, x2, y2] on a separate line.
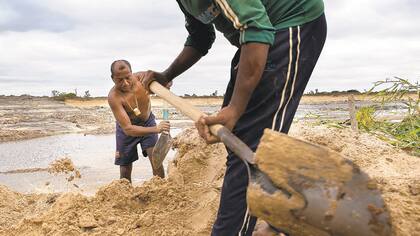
[140, 1, 215, 90]
[164, 1, 216, 80]
[196, 42, 269, 143]
[197, 0, 274, 143]
[230, 42, 269, 118]
[108, 94, 162, 137]
[162, 46, 202, 81]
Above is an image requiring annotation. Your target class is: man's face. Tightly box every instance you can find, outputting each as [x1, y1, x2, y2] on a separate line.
[112, 64, 134, 93]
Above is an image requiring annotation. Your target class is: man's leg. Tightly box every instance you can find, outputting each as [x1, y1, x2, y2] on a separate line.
[115, 122, 140, 183]
[253, 14, 327, 236]
[212, 14, 327, 236]
[120, 164, 133, 182]
[146, 147, 165, 178]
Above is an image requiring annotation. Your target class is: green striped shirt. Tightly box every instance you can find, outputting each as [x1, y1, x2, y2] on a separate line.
[177, 0, 324, 55]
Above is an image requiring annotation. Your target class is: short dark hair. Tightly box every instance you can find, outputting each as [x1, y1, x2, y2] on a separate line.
[110, 60, 132, 76]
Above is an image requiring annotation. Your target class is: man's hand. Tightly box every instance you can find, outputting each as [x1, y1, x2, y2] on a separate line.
[133, 71, 146, 81]
[139, 70, 171, 94]
[195, 105, 241, 144]
[157, 121, 170, 133]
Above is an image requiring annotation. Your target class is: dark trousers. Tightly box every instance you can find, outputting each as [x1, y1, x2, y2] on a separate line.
[211, 14, 327, 236]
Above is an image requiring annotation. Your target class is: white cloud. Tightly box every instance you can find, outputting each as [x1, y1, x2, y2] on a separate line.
[0, 2, 18, 25]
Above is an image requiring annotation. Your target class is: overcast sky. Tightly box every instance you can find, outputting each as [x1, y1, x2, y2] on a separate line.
[0, 0, 419, 96]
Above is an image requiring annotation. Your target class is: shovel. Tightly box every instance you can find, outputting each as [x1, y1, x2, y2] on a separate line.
[152, 107, 173, 169]
[149, 81, 392, 236]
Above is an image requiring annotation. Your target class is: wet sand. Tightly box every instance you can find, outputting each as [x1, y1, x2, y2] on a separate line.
[0, 94, 410, 143]
[0, 95, 418, 235]
[0, 126, 418, 235]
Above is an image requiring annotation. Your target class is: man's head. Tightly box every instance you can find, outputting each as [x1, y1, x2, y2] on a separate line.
[111, 60, 134, 92]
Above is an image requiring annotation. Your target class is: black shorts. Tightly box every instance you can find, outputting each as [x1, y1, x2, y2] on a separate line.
[211, 14, 327, 236]
[114, 113, 158, 166]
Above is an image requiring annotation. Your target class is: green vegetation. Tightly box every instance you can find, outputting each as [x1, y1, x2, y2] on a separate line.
[51, 89, 91, 101]
[357, 77, 419, 156]
[356, 106, 376, 131]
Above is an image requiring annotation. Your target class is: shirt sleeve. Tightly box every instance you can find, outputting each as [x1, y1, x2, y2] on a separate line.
[217, 0, 275, 45]
[177, 0, 216, 56]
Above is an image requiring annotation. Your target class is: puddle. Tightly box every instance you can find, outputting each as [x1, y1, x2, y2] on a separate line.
[295, 101, 408, 121]
[0, 128, 182, 195]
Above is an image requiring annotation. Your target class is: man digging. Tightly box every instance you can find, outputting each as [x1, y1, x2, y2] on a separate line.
[108, 60, 170, 181]
[140, 0, 326, 234]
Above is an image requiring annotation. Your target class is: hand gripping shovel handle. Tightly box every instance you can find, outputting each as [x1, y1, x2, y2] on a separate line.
[150, 81, 255, 164]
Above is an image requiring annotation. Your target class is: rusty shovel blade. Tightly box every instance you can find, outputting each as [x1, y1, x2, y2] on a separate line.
[152, 132, 172, 169]
[247, 129, 392, 236]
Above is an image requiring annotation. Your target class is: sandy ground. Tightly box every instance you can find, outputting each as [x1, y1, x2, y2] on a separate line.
[0, 94, 411, 143]
[0, 124, 419, 235]
[0, 96, 195, 143]
[0, 94, 418, 235]
[0, 96, 114, 142]
[0, 128, 227, 236]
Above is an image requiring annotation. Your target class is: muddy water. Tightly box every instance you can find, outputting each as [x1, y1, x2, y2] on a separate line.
[0, 129, 181, 195]
[162, 101, 409, 122]
[295, 101, 409, 121]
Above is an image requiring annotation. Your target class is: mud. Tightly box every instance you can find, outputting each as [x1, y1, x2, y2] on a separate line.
[0, 128, 227, 236]
[1, 95, 410, 143]
[48, 158, 82, 182]
[0, 96, 197, 143]
[0, 96, 114, 142]
[248, 129, 354, 236]
[0, 124, 418, 235]
[289, 123, 420, 236]
[249, 129, 391, 236]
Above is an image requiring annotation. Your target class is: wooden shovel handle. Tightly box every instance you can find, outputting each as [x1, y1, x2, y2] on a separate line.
[150, 81, 255, 164]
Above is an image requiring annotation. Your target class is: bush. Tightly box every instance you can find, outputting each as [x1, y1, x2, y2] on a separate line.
[51, 91, 78, 101]
[356, 106, 376, 131]
[357, 77, 419, 156]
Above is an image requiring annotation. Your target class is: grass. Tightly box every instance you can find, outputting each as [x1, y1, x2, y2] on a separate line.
[357, 77, 419, 156]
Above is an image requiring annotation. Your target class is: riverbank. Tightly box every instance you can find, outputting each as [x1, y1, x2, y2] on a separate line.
[0, 94, 412, 143]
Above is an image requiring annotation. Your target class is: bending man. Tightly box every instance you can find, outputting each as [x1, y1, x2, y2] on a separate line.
[108, 60, 170, 181]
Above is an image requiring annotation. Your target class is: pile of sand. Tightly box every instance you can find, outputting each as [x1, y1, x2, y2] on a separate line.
[0, 124, 418, 235]
[0, 128, 227, 236]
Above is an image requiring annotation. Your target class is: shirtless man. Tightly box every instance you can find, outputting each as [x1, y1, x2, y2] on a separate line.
[108, 60, 170, 181]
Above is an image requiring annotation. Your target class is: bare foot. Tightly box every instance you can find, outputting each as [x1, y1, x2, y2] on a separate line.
[253, 221, 286, 236]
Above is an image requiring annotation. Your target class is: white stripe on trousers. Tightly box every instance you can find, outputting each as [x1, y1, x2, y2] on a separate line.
[238, 207, 249, 235]
[239, 26, 301, 236]
[279, 26, 301, 131]
[272, 26, 301, 131]
[272, 27, 293, 130]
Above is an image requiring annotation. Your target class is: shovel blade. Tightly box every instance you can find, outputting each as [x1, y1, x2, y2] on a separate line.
[152, 132, 172, 168]
[247, 129, 392, 236]
[290, 167, 391, 236]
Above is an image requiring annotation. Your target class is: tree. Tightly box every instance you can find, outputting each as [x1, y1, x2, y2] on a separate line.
[84, 90, 91, 98]
[51, 90, 60, 97]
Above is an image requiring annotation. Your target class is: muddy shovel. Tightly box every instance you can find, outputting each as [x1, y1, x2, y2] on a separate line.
[152, 107, 173, 169]
[149, 81, 392, 236]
